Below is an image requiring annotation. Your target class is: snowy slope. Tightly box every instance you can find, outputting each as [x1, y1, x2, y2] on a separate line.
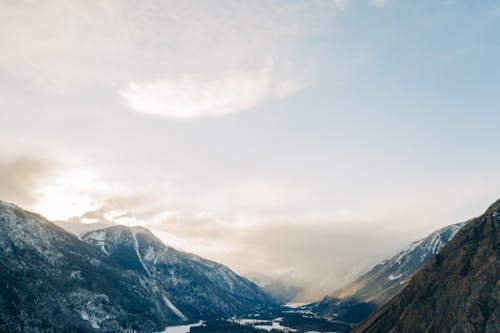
[331, 222, 465, 304]
[82, 225, 276, 319]
[0, 200, 180, 332]
[313, 221, 466, 323]
[0, 201, 275, 332]
[353, 199, 500, 333]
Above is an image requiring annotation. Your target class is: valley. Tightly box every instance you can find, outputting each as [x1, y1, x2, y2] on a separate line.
[2, 2, 499, 332]
[0, 199, 498, 332]
[162, 304, 353, 333]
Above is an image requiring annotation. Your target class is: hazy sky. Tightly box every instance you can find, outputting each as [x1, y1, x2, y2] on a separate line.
[1, 0, 499, 300]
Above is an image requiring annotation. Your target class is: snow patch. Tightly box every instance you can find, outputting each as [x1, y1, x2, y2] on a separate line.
[285, 302, 309, 308]
[131, 230, 151, 277]
[161, 295, 187, 321]
[144, 246, 157, 261]
[159, 320, 204, 333]
[388, 273, 402, 281]
[80, 311, 100, 329]
[87, 230, 106, 241]
[231, 318, 297, 332]
[255, 318, 297, 332]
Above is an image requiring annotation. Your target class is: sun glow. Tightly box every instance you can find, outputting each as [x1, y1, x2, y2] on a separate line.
[33, 168, 102, 221]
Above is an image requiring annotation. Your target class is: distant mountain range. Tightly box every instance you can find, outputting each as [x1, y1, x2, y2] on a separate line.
[1, 198, 498, 333]
[312, 220, 466, 324]
[245, 270, 304, 304]
[0, 201, 276, 333]
[353, 199, 500, 332]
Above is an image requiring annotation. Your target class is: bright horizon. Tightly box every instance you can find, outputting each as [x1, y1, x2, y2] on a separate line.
[1, 0, 499, 300]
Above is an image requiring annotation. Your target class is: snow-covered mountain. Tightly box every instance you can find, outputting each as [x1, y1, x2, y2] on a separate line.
[313, 221, 466, 323]
[335, 221, 465, 304]
[354, 199, 499, 333]
[82, 225, 276, 319]
[0, 201, 276, 332]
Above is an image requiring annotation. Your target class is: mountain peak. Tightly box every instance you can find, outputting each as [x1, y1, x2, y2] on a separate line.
[312, 220, 467, 326]
[0, 202, 276, 332]
[82, 224, 276, 319]
[485, 197, 500, 214]
[84, 224, 160, 243]
[353, 199, 500, 332]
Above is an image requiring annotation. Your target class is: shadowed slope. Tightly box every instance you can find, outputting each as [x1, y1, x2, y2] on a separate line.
[353, 199, 500, 333]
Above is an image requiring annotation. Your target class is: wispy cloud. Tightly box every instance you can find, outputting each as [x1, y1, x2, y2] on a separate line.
[0, 157, 54, 207]
[334, 0, 348, 11]
[370, 0, 387, 7]
[0, 0, 327, 104]
[120, 61, 305, 119]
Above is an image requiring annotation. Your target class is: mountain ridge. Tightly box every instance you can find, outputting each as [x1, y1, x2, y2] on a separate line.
[311, 221, 466, 324]
[0, 200, 276, 332]
[353, 199, 500, 332]
[82, 225, 276, 319]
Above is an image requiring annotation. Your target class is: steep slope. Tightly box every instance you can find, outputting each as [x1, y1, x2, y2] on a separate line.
[353, 199, 500, 333]
[336, 222, 464, 304]
[313, 222, 465, 323]
[0, 201, 276, 332]
[82, 226, 276, 319]
[0, 201, 179, 332]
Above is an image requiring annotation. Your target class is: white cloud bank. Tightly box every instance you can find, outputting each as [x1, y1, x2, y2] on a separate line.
[120, 61, 305, 119]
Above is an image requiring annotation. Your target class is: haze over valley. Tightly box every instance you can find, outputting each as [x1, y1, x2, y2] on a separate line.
[0, 1, 499, 332]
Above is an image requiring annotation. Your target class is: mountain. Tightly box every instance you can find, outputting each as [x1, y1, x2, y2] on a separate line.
[245, 270, 303, 304]
[353, 199, 500, 333]
[82, 225, 276, 319]
[312, 221, 466, 324]
[0, 201, 275, 332]
[0, 201, 176, 332]
[333, 221, 465, 304]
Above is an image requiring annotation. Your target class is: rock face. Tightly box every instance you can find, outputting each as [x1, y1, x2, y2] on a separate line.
[0, 201, 275, 332]
[82, 226, 276, 319]
[353, 199, 500, 333]
[0, 201, 173, 332]
[313, 222, 465, 324]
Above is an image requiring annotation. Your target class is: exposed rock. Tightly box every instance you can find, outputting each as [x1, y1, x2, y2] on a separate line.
[312, 222, 465, 324]
[0, 201, 276, 332]
[353, 199, 500, 333]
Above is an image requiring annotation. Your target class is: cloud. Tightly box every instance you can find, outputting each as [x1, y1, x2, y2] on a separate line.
[120, 61, 305, 119]
[370, 0, 387, 7]
[76, 194, 153, 225]
[334, 0, 347, 11]
[129, 211, 407, 301]
[0, 157, 54, 207]
[0, 1, 328, 118]
[68, 192, 404, 301]
[0, 0, 326, 96]
[0, 156, 121, 221]
[71, 196, 400, 301]
[46, 173, 500, 302]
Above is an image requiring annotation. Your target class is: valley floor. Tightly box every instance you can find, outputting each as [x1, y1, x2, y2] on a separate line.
[161, 305, 355, 333]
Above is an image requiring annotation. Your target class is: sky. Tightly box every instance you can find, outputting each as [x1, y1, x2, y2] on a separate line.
[1, 0, 499, 301]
